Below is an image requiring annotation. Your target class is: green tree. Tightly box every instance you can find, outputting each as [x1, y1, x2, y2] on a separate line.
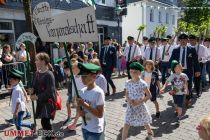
[181, 0, 210, 26]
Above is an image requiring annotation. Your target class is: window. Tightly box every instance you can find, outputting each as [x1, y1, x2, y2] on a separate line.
[102, 0, 105, 4]
[158, 11, 162, 23]
[150, 9, 154, 22]
[0, 22, 13, 30]
[166, 13, 169, 24]
[172, 15, 175, 25]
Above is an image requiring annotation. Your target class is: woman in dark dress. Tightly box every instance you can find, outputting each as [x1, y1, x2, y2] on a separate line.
[1, 44, 14, 87]
[30, 52, 56, 140]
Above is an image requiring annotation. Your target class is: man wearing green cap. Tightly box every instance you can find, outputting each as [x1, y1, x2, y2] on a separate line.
[205, 38, 210, 84]
[144, 37, 161, 67]
[159, 37, 174, 84]
[123, 36, 141, 79]
[99, 36, 117, 96]
[8, 69, 35, 139]
[189, 34, 208, 95]
[169, 33, 200, 106]
[76, 63, 105, 140]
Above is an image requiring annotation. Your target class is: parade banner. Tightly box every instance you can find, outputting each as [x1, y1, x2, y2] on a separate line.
[33, 2, 98, 42]
[15, 32, 37, 49]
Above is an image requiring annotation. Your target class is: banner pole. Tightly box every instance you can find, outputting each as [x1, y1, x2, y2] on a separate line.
[63, 42, 87, 125]
[26, 42, 37, 127]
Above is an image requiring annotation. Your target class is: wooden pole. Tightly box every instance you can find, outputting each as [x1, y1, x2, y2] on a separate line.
[63, 42, 87, 125]
[26, 42, 36, 127]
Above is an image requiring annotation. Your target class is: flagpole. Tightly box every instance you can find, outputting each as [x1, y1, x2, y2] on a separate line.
[63, 42, 87, 125]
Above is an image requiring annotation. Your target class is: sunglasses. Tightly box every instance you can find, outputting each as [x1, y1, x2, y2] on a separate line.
[130, 70, 139, 73]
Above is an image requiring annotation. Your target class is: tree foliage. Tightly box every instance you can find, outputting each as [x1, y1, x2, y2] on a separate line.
[181, 0, 210, 26]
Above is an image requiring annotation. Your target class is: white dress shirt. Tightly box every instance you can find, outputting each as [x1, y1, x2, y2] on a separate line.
[207, 46, 210, 61]
[144, 46, 161, 61]
[179, 46, 187, 69]
[123, 44, 141, 61]
[191, 44, 208, 63]
[11, 84, 26, 113]
[140, 44, 149, 58]
[159, 44, 174, 62]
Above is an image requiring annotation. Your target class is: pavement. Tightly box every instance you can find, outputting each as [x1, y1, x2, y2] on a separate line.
[0, 76, 209, 140]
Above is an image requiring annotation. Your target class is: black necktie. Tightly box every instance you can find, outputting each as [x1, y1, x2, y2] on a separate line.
[128, 46, 132, 62]
[144, 46, 146, 52]
[182, 48, 185, 67]
[162, 46, 166, 60]
[149, 48, 153, 60]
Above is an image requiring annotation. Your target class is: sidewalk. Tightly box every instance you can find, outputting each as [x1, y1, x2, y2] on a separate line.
[0, 77, 209, 140]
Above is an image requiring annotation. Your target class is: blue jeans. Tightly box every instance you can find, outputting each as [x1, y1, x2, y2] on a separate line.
[160, 62, 170, 84]
[82, 129, 104, 140]
[14, 111, 32, 130]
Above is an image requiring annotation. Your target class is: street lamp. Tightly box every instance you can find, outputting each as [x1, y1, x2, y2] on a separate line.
[115, 5, 123, 44]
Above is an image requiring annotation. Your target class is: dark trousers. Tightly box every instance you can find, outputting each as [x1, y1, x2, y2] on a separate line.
[207, 61, 210, 83]
[41, 118, 54, 140]
[194, 63, 205, 95]
[126, 62, 131, 79]
[183, 70, 193, 101]
[102, 69, 116, 94]
[160, 62, 170, 85]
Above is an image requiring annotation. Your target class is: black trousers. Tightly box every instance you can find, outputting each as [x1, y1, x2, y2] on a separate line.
[126, 62, 131, 79]
[194, 63, 204, 95]
[183, 70, 193, 101]
[102, 68, 116, 94]
[41, 118, 54, 140]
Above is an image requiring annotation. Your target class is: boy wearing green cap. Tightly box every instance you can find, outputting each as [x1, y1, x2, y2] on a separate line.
[9, 69, 34, 139]
[76, 63, 105, 140]
[122, 62, 153, 140]
[161, 60, 189, 124]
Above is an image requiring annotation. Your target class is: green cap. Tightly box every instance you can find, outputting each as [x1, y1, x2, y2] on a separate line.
[161, 37, 168, 41]
[127, 36, 134, 40]
[171, 60, 179, 72]
[54, 58, 62, 64]
[88, 48, 94, 52]
[178, 33, 188, 40]
[8, 69, 23, 80]
[78, 63, 101, 75]
[148, 37, 156, 43]
[129, 62, 144, 72]
[63, 61, 70, 69]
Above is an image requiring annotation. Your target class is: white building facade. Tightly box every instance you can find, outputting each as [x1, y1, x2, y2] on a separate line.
[122, 0, 179, 42]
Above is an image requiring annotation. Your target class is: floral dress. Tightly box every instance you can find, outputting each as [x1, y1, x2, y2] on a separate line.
[125, 79, 152, 126]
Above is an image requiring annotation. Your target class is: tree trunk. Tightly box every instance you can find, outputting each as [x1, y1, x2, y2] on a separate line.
[23, 0, 36, 72]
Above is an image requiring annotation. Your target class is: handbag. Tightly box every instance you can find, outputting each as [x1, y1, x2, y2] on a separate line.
[48, 90, 62, 110]
[55, 90, 62, 110]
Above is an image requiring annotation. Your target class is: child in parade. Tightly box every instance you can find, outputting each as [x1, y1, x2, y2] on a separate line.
[5, 69, 31, 125]
[9, 69, 34, 139]
[90, 59, 108, 94]
[63, 58, 86, 127]
[54, 58, 65, 89]
[76, 63, 105, 140]
[161, 60, 189, 124]
[141, 60, 161, 118]
[122, 62, 153, 140]
[83, 55, 89, 64]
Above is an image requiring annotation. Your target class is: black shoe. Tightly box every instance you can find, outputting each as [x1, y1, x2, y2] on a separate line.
[155, 112, 160, 118]
[105, 93, 110, 96]
[196, 94, 201, 98]
[30, 124, 36, 133]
